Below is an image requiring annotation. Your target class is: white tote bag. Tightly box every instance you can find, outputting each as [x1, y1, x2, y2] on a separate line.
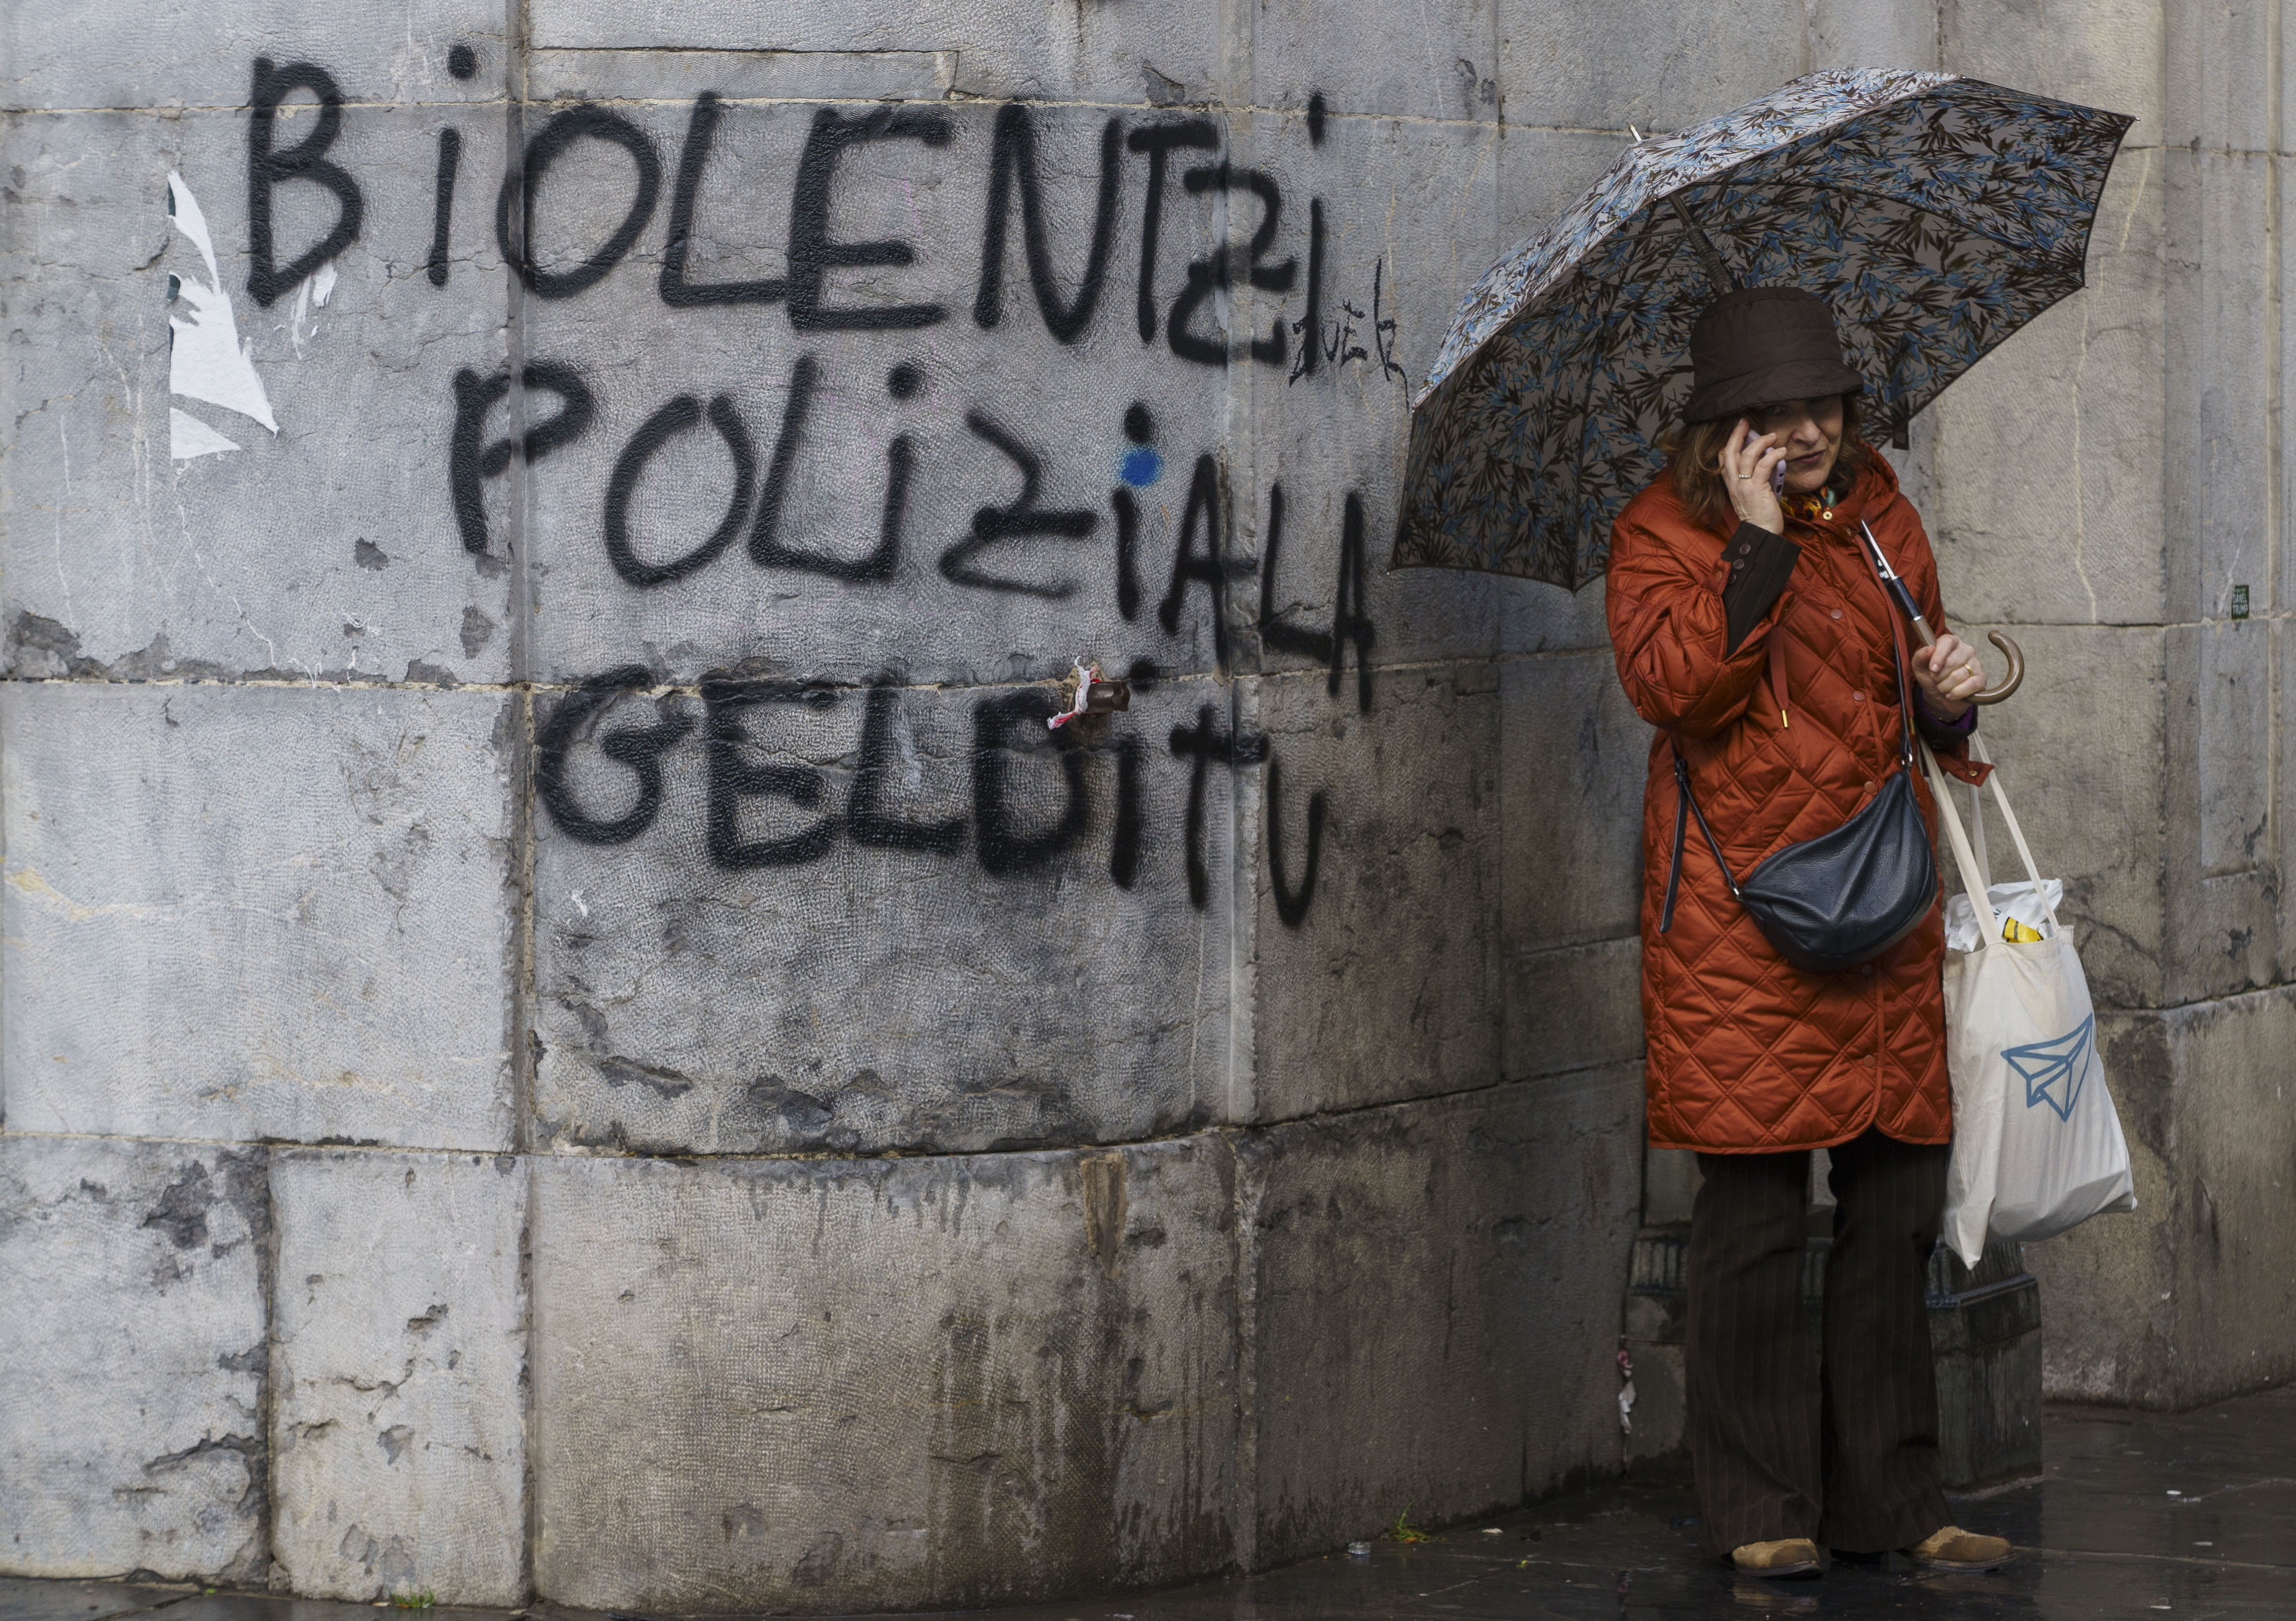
[1923, 737, 2136, 1267]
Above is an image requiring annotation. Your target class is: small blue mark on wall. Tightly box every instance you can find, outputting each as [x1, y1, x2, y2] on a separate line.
[1120, 400, 1161, 487]
[1120, 445, 1163, 488]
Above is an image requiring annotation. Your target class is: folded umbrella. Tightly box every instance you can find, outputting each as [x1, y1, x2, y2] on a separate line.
[1391, 68, 2133, 592]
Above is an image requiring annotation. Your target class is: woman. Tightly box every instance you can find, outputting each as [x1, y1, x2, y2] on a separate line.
[1604, 285, 2010, 1580]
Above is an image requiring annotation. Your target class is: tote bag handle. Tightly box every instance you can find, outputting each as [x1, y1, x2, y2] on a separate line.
[1921, 737, 2060, 955]
[1968, 735, 2062, 934]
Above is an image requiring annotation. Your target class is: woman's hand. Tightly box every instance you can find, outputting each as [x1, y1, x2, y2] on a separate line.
[1913, 633, 1984, 722]
[1720, 419, 1789, 533]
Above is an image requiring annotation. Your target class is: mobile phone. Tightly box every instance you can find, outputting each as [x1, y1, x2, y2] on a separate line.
[1770, 462, 1786, 494]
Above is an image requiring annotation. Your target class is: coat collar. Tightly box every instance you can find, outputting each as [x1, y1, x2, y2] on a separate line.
[1782, 443, 1897, 535]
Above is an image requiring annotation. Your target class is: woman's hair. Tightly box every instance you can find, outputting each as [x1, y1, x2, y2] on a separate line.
[1658, 393, 1874, 535]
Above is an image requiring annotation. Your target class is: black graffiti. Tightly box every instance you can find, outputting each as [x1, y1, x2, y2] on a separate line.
[848, 683, 966, 854]
[246, 59, 364, 307]
[974, 690, 1090, 875]
[498, 106, 663, 300]
[1127, 119, 1220, 344]
[1369, 260, 1406, 385]
[1329, 491, 1376, 711]
[428, 126, 461, 289]
[705, 678, 839, 868]
[940, 412, 1098, 598]
[747, 356, 911, 582]
[537, 672, 1331, 921]
[1159, 453, 1250, 672]
[536, 667, 695, 844]
[790, 106, 953, 330]
[1108, 732, 1144, 889]
[1265, 755, 1326, 928]
[1167, 704, 1267, 909]
[1258, 484, 1376, 712]
[1112, 488, 1143, 621]
[974, 104, 1124, 344]
[543, 678, 1106, 881]
[449, 361, 596, 556]
[605, 393, 757, 586]
[1287, 200, 1344, 383]
[660, 92, 783, 308]
[1169, 164, 1296, 367]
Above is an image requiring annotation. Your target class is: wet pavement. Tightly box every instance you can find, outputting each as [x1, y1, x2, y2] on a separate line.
[7, 1385, 2291, 1621]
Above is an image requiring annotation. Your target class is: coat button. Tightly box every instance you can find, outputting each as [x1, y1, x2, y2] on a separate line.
[1852, 691, 1865, 702]
[1831, 608, 1843, 619]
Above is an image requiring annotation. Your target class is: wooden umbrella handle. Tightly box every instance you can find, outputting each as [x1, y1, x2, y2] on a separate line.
[1970, 631, 2024, 705]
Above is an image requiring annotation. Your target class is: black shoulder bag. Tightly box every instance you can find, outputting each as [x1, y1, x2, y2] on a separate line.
[1658, 528, 1938, 974]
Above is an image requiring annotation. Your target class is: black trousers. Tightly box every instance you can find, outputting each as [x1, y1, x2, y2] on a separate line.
[1685, 1128, 1951, 1555]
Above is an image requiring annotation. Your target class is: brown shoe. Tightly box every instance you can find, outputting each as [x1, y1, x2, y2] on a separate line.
[1731, 1538, 1821, 1577]
[1903, 1525, 2011, 1571]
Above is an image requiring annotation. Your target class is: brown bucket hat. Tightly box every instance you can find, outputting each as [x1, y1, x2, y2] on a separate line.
[1684, 285, 1865, 422]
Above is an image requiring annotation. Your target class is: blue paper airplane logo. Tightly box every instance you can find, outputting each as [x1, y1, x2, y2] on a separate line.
[2003, 1015, 2095, 1121]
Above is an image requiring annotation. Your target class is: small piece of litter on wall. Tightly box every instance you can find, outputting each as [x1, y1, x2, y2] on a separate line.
[2193, 1541, 2213, 1548]
[1347, 1541, 1371, 1557]
[1481, 1527, 1503, 1535]
[2167, 1489, 2181, 1496]
[1049, 660, 1099, 729]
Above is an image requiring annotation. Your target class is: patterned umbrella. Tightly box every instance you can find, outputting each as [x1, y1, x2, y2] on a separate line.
[1391, 69, 2133, 589]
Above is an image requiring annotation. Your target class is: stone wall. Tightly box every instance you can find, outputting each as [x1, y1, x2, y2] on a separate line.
[2, 0, 2289, 1612]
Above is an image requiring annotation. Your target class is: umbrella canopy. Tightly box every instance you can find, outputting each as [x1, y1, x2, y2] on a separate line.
[1391, 69, 2133, 589]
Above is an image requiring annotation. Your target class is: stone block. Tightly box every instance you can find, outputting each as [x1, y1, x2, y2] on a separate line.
[1941, 622, 2167, 1010]
[270, 1150, 527, 1606]
[1808, 0, 1939, 71]
[1926, 146, 2166, 628]
[509, 93, 1235, 690]
[2163, 622, 2278, 1000]
[0, 1137, 269, 1583]
[2025, 987, 2296, 1407]
[1242, 1069, 1641, 1563]
[2279, 621, 2296, 985]
[1621, 1338, 1685, 1466]
[1644, 1144, 1700, 1225]
[1499, 0, 1807, 135]
[1499, 649, 1648, 952]
[2162, 147, 2272, 627]
[527, 47, 958, 103]
[1941, 0, 2163, 144]
[2, 682, 516, 1150]
[0, 107, 516, 684]
[1246, 661, 1501, 1122]
[1, 2, 507, 111]
[527, 673, 1236, 1155]
[1504, 935, 1643, 1080]
[527, 0, 1225, 111]
[1251, 0, 1500, 124]
[528, 1138, 1238, 1613]
[2161, 0, 2272, 152]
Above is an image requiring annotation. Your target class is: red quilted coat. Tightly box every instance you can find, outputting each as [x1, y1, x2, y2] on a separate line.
[1606, 452, 1978, 1153]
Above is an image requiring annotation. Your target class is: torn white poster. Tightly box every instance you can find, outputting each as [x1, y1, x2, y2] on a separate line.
[166, 171, 278, 442]
[168, 406, 242, 460]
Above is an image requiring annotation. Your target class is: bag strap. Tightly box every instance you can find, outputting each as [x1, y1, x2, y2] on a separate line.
[1970, 735, 2061, 932]
[1661, 755, 1691, 931]
[1658, 745, 1741, 935]
[1922, 739, 2004, 952]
